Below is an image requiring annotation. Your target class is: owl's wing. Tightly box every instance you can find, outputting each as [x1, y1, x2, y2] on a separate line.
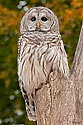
[18, 37, 36, 121]
[52, 39, 69, 77]
[45, 39, 69, 77]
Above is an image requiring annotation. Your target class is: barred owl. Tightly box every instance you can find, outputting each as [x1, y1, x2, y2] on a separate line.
[18, 7, 69, 121]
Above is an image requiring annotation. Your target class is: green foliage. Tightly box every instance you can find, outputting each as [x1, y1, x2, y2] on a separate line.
[0, 0, 83, 124]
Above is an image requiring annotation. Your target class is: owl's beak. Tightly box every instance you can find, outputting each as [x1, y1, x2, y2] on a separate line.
[36, 21, 41, 29]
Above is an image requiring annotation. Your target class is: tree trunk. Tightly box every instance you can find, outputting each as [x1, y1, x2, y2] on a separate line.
[35, 23, 83, 125]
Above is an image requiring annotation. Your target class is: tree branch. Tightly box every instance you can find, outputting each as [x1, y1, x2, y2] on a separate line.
[71, 22, 83, 80]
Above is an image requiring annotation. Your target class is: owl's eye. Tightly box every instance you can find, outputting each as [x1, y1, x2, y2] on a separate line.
[31, 16, 36, 21]
[41, 17, 48, 21]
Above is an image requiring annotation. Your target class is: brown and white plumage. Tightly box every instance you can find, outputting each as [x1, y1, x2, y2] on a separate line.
[18, 7, 69, 121]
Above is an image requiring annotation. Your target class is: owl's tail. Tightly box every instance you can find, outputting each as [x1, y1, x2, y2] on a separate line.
[19, 80, 36, 121]
[25, 94, 36, 121]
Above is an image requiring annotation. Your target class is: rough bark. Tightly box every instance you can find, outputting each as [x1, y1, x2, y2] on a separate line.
[35, 23, 83, 125]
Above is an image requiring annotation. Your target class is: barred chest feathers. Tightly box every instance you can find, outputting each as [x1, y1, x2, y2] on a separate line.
[18, 33, 69, 94]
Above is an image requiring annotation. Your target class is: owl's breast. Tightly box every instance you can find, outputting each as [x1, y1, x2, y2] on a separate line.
[19, 43, 52, 93]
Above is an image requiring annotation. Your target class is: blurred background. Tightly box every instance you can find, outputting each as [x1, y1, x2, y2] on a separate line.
[0, 0, 83, 125]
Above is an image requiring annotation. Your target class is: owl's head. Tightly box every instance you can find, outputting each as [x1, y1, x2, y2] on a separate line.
[20, 7, 59, 34]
